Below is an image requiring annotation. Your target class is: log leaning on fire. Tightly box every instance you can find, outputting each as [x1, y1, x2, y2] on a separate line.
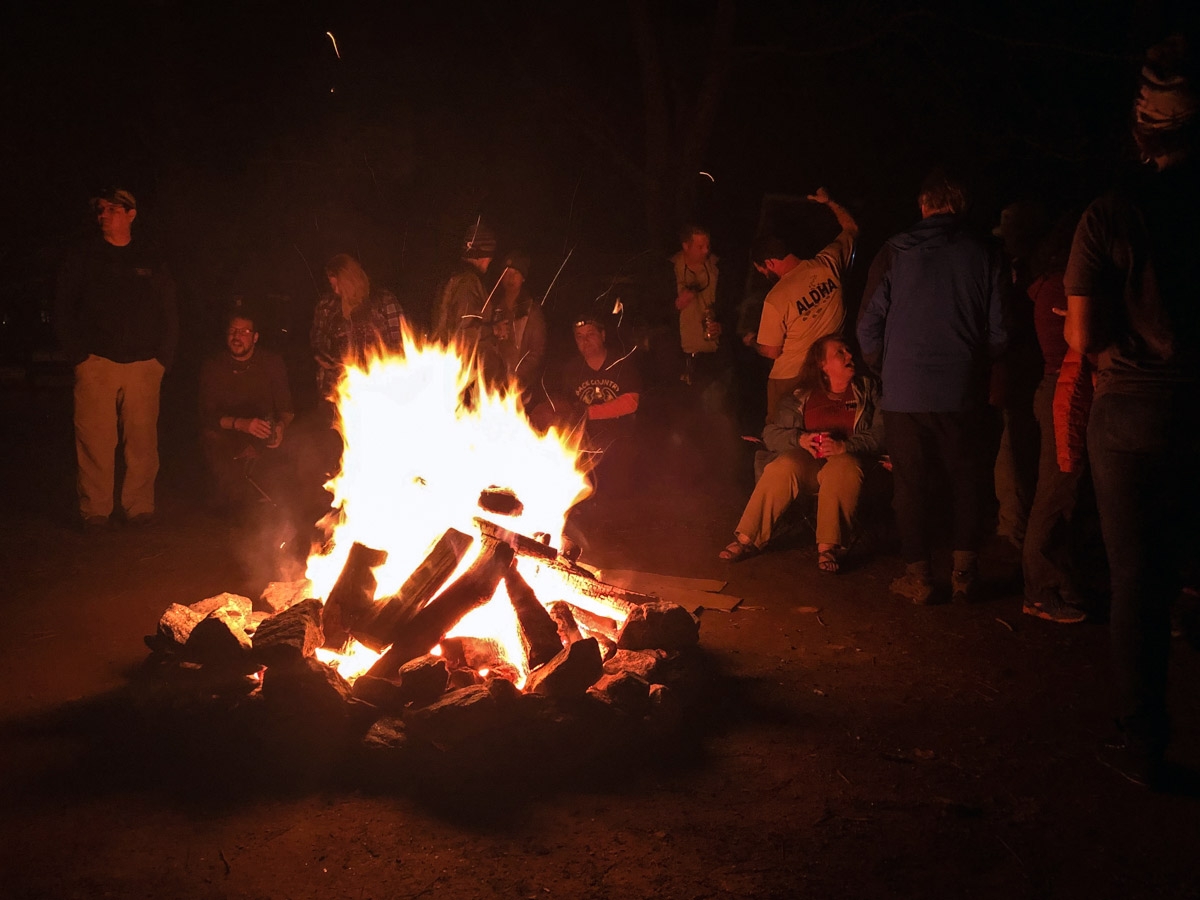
[503, 565, 566, 670]
[321, 542, 388, 650]
[351, 528, 475, 652]
[366, 537, 515, 678]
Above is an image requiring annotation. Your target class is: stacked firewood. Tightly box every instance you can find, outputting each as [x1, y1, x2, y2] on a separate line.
[144, 522, 700, 754]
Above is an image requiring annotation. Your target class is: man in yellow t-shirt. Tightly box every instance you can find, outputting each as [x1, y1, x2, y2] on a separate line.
[753, 188, 858, 421]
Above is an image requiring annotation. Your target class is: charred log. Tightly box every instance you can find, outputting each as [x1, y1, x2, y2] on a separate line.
[365, 538, 515, 678]
[478, 487, 523, 517]
[321, 543, 388, 649]
[504, 565, 565, 669]
[473, 517, 558, 561]
[351, 529, 475, 652]
[564, 602, 621, 644]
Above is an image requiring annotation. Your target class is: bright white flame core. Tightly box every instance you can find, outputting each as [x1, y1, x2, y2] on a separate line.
[303, 334, 595, 683]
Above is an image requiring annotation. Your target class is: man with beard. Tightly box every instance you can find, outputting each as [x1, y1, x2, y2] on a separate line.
[198, 309, 294, 513]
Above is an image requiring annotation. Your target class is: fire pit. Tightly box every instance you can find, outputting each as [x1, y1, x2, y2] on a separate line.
[144, 336, 706, 772]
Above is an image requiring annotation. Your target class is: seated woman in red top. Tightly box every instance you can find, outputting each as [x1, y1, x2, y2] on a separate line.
[720, 335, 885, 572]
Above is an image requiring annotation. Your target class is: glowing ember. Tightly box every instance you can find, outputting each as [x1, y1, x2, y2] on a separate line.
[305, 330, 599, 684]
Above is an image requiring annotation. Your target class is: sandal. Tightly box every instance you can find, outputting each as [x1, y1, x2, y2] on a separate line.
[817, 548, 843, 574]
[719, 539, 759, 562]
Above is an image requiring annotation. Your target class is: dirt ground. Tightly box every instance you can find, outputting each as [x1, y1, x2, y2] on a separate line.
[2, 381, 1198, 900]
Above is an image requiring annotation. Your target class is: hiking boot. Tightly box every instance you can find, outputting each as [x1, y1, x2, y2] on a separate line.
[951, 550, 979, 603]
[1023, 597, 1087, 624]
[891, 562, 934, 605]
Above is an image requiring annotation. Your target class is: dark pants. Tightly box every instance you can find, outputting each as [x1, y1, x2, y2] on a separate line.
[1088, 390, 1199, 754]
[884, 409, 987, 565]
[1022, 373, 1087, 606]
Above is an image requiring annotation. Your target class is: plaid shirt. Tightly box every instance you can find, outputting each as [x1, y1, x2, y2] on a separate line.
[311, 289, 405, 397]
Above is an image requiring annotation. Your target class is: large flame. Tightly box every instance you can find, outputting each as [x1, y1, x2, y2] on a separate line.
[306, 331, 597, 685]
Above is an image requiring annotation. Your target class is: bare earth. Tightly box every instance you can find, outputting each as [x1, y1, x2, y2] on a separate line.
[2, 384, 1198, 900]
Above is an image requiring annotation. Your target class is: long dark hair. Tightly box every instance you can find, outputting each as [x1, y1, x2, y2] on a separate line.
[797, 333, 846, 392]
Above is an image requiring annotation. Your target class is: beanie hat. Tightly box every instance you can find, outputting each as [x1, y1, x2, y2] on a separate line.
[463, 220, 497, 259]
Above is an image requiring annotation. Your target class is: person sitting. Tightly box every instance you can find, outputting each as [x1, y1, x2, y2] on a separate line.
[720, 334, 885, 573]
[531, 313, 642, 495]
[198, 308, 294, 512]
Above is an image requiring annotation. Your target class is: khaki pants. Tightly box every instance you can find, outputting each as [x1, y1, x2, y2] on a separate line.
[74, 355, 164, 519]
[736, 450, 865, 548]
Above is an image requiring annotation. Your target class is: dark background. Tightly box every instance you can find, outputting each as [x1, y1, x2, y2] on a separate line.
[2, 0, 1197, 401]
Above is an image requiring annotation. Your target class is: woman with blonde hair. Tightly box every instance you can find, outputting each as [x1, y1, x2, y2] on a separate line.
[310, 253, 405, 397]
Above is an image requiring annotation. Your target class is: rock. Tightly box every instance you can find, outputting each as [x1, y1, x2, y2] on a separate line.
[184, 608, 253, 668]
[616, 601, 699, 652]
[156, 603, 205, 647]
[261, 655, 357, 720]
[405, 685, 500, 744]
[525, 637, 603, 698]
[602, 648, 665, 680]
[189, 592, 253, 624]
[397, 655, 450, 707]
[252, 598, 324, 669]
[587, 671, 651, 717]
[260, 579, 314, 614]
[362, 716, 407, 752]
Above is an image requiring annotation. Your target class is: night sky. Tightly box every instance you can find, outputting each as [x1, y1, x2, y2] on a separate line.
[2, 0, 1196, 361]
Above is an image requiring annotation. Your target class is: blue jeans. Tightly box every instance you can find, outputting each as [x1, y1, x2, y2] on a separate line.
[1088, 390, 1199, 753]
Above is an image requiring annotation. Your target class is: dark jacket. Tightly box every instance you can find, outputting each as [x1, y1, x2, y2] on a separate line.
[857, 214, 1007, 412]
[54, 238, 178, 368]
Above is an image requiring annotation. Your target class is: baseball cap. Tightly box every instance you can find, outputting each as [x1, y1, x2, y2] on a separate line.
[91, 187, 137, 211]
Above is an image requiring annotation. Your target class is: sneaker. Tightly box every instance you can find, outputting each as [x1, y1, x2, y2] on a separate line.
[891, 563, 934, 605]
[1023, 597, 1087, 624]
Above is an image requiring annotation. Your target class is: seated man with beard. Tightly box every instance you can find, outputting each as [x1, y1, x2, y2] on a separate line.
[720, 335, 885, 573]
[199, 308, 294, 513]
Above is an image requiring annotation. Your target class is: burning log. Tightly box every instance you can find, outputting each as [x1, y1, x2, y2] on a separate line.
[351, 529, 475, 652]
[524, 637, 603, 698]
[321, 542, 388, 649]
[252, 598, 325, 669]
[563, 602, 620, 644]
[504, 565, 565, 670]
[536, 557, 652, 619]
[365, 538, 515, 678]
[478, 487, 523, 517]
[548, 601, 584, 646]
[473, 517, 558, 562]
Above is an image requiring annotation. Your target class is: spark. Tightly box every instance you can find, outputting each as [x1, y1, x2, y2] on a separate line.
[604, 345, 638, 370]
[326, 31, 341, 59]
[698, 171, 715, 182]
[540, 246, 575, 306]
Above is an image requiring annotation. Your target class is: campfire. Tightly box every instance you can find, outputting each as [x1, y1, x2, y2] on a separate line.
[146, 334, 702, 757]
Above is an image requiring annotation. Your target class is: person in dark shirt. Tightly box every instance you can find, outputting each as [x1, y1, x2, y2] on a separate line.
[54, 187, 178, 528]
[198, 309, 294, 512]
[1064, 34, 1200, 787]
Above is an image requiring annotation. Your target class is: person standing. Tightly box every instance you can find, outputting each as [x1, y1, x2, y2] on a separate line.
[669, 224, 722, 388]
[857, 169, 1008, 604]
[54, 188, 178, 529]
[488, 251, 547, 399]
[753, 188, 859, 422]
[431, 220, 496, 349]
[1065, 34, 1200, 787]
